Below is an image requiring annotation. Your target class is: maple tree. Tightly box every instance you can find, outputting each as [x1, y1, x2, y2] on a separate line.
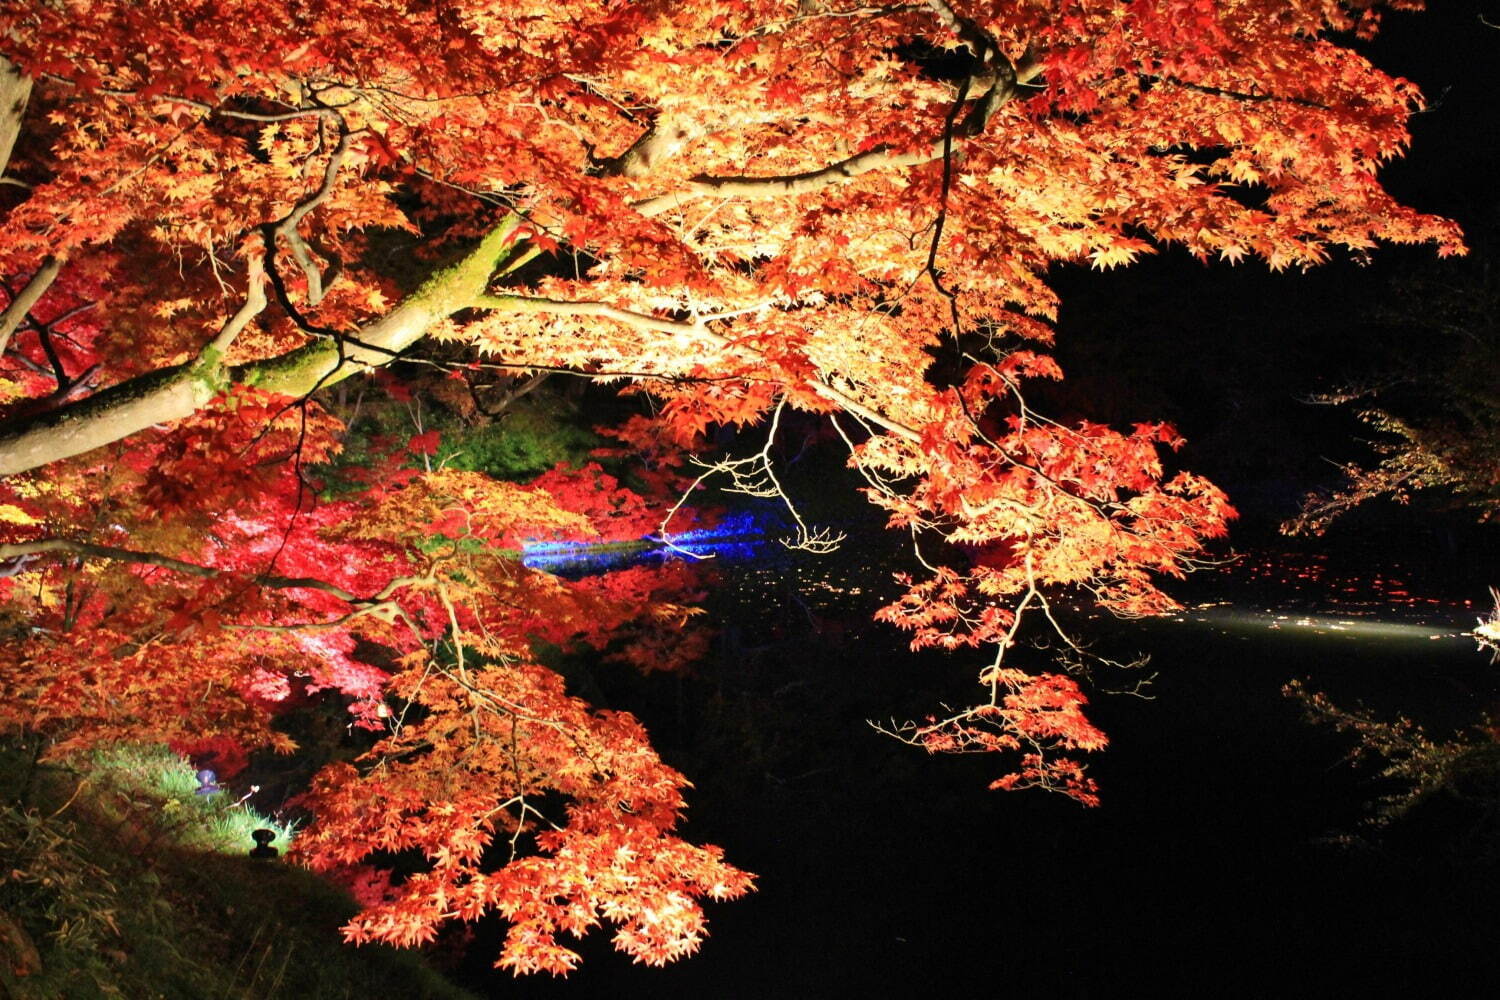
[0, 0, 1462, 975]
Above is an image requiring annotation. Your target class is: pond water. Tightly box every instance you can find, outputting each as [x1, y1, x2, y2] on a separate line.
[468, 515, 1500, 996]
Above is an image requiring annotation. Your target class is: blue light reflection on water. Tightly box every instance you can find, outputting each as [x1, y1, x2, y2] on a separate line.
[521, 509, 773, 577]
[525, 519, 1487, 650]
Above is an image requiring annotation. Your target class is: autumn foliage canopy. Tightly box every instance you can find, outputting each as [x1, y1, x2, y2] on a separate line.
[0, 0, 1459, 974]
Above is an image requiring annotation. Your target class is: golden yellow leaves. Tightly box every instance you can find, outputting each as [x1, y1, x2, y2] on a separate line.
[0, 503, 40, 528]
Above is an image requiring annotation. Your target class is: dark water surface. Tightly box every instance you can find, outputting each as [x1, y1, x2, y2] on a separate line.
[470, 526, 1500, 997]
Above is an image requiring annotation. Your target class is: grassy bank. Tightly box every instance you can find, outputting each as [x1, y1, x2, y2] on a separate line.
[0, 743, 475, 1000]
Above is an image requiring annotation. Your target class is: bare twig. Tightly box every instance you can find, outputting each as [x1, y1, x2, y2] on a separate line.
[655, 397, 844, 555]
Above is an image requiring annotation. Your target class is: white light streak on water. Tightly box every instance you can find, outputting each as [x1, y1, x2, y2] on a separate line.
[1168, 606, 1473, 644]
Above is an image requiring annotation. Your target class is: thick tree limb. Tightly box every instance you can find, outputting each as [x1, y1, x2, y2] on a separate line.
[0, 264, 267, 476]
[0, 218, 523, 477]
[0, 56, 31, 180]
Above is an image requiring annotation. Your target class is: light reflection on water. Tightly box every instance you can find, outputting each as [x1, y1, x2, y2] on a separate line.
[1170, 549, 1484, 647]
[526, 515, 1489, 648]
[1165, 605, 1473, 644]
[521, 510, 771, 576]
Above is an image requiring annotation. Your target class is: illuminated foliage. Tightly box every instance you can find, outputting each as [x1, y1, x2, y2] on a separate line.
[0, 0, 1458, 973]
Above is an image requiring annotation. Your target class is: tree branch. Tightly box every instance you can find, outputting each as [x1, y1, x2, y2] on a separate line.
[0, 256, 64, 357]
[472, 292, 922, 443]
[205, 254, 267, 356]
[472, 292, 715, 339]
[0, 537, 430, 607]
[0, 214, 928, 478]
[264, 123, 356, 310]
[0, 56, 32, 180]
[34, 321, 69, 389]
[0, 218, 524, 477]
[86, 82, 353, 122]
[1151, 75, 1330, 111]
[630, 57, 1038, 217]
[598, 118, 694, 179]
[468, 370, 549, 418]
